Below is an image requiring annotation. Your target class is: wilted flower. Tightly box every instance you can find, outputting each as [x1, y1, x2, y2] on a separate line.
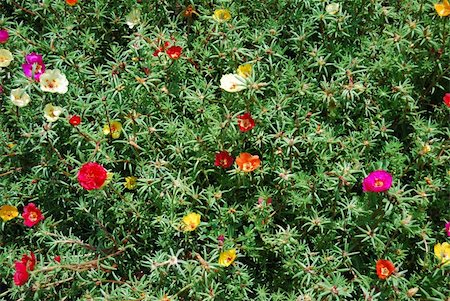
[126, 8, 141, 29]
[443, 93, 450, 107]
[0, 49, 13, 67]
[10, 88, 31, 107]
[66, 0, 77, 6]
[22, 52, 46, 81]
[166, 46, 182, 59]
[362, 170, 393, 193]
[213, 9, 231, 22]
[0, 205, 19, 222]
[326, 3, 340, 15]
[237, 112, 255, 132]
[218, 249, 236, 267]
[182, 212, 201, 231]
[220, 74, 246, 92]
[0, 30, 9, 44]
[77, 162, 108, 190]
[69, 115, 81, 126]
[153, 41, 170, 57]
[44, 103, 63, 122]
[236, 153, 261, 173]
[434, 242, 450, 266]
[124, 176, 138, 190]
[376, 259, 395, 280]
[183, 5, 198, 18]
[40, 69, 69, 94]
[103, 120, 122, 139]
[435, 0, 450, 16]
[215, 151, 234, 169]
[22, 203, 44, 227]
[237, 64, 252, 78]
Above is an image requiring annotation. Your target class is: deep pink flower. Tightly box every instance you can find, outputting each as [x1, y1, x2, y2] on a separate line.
[22, 53, 46, 81]
[54, 255, 61, 263]
[0, 30, 8, 44]
[0, 86, 3, 94]
[237, 113, 255, 132]
[22, 203, 44, 227]
[362, 170, 393, 193]
[445, 221, 450, 237]
[21, 252, 36, 271]
[77, 162, 108, 190]
[13, 262, 29, 286]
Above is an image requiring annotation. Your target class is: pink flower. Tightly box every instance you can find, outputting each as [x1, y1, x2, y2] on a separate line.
[362, 170, 393, 193]
[77, 162, 108, 190]
[22, 203, 44, 227]
[22, 53, 46, 81]
[445, 221, 450, 237]
[0, 30, 9, 44]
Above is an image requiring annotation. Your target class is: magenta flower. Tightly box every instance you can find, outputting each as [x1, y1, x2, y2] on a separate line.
[445, 221, 450, 237]
[0, 30, 9, 44]
[22, 53, 46, 81]
[362, 170, 393, 193]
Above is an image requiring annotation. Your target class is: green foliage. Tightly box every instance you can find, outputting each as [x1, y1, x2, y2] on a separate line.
[0, 0, 449, 300]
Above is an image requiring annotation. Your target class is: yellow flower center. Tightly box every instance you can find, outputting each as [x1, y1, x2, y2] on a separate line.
[381, 267, 389, 276]
[374, 179, 384, 187]
[243, 162, 253, 172]
[29, 212, 38, 222]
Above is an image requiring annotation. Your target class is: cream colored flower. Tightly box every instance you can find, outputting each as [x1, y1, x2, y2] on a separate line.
[126, 8, 141, 29]
[326, 3, 340, 15]
[40, 69, 69, 94]
[220, 74, 246, 92]
[44, 103, 63, 122]
[0, 49, 13, 67]
[10, 88, 31, 107]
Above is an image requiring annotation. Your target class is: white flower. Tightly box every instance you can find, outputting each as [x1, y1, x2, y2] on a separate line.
[10, 88, 31, 107]
[220, 74, 247, 92]
[0, 49, 13, 67]
[40, 69, 69, 94]
[126, 8, 141, 29]
[44, 103, 63, 122]
[326, 3, 340, 15]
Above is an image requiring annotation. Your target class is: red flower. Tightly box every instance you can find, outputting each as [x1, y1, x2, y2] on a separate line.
[153, 41, 170, 56]
[237, 113, 255, 132]
[443, 93, 450, 107]
[54, 255, 61, 263]
[22, 203, 44, 227]
[215, 151, 234, 169]
[77, 162, 108, 190]
[13, 262, 29, 286]
[21, 252, 36, 271]
[66, 0, 77, 6]
[69, 115, 81, 126]
[166, 46, 182, 60]
[376, 259, 395, 280]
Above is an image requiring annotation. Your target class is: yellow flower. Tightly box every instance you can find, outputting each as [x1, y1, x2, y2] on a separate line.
[103, 121, 122, 139]
[213, 9, 231, 22]
[434, 242, 450, 266]
[218, 249, 237, 267]
[435, 0, 450, 16]
[182, 212, 201, 231]
[237, 64, 252, 78]
[124, 176, 138, 190]
[0, 49, 13, 68]
[0, 205, 19, 222]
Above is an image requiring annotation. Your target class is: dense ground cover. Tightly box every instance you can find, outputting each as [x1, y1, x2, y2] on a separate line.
[0, 0, 449, 300]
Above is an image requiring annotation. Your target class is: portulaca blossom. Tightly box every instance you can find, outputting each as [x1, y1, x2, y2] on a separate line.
[219, 73, 246, 92]
[0, 49, 13, 67]
[10, 88, 31, 107]
[40, 69, 69, 94]
[44, 103, 63, 122]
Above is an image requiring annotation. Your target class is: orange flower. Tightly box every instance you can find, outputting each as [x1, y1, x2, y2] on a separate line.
[435, 0, 450, 16]
[66, 0, 77, 6]
[235, 153, 261, 172]
[376, 259, 395, 280]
